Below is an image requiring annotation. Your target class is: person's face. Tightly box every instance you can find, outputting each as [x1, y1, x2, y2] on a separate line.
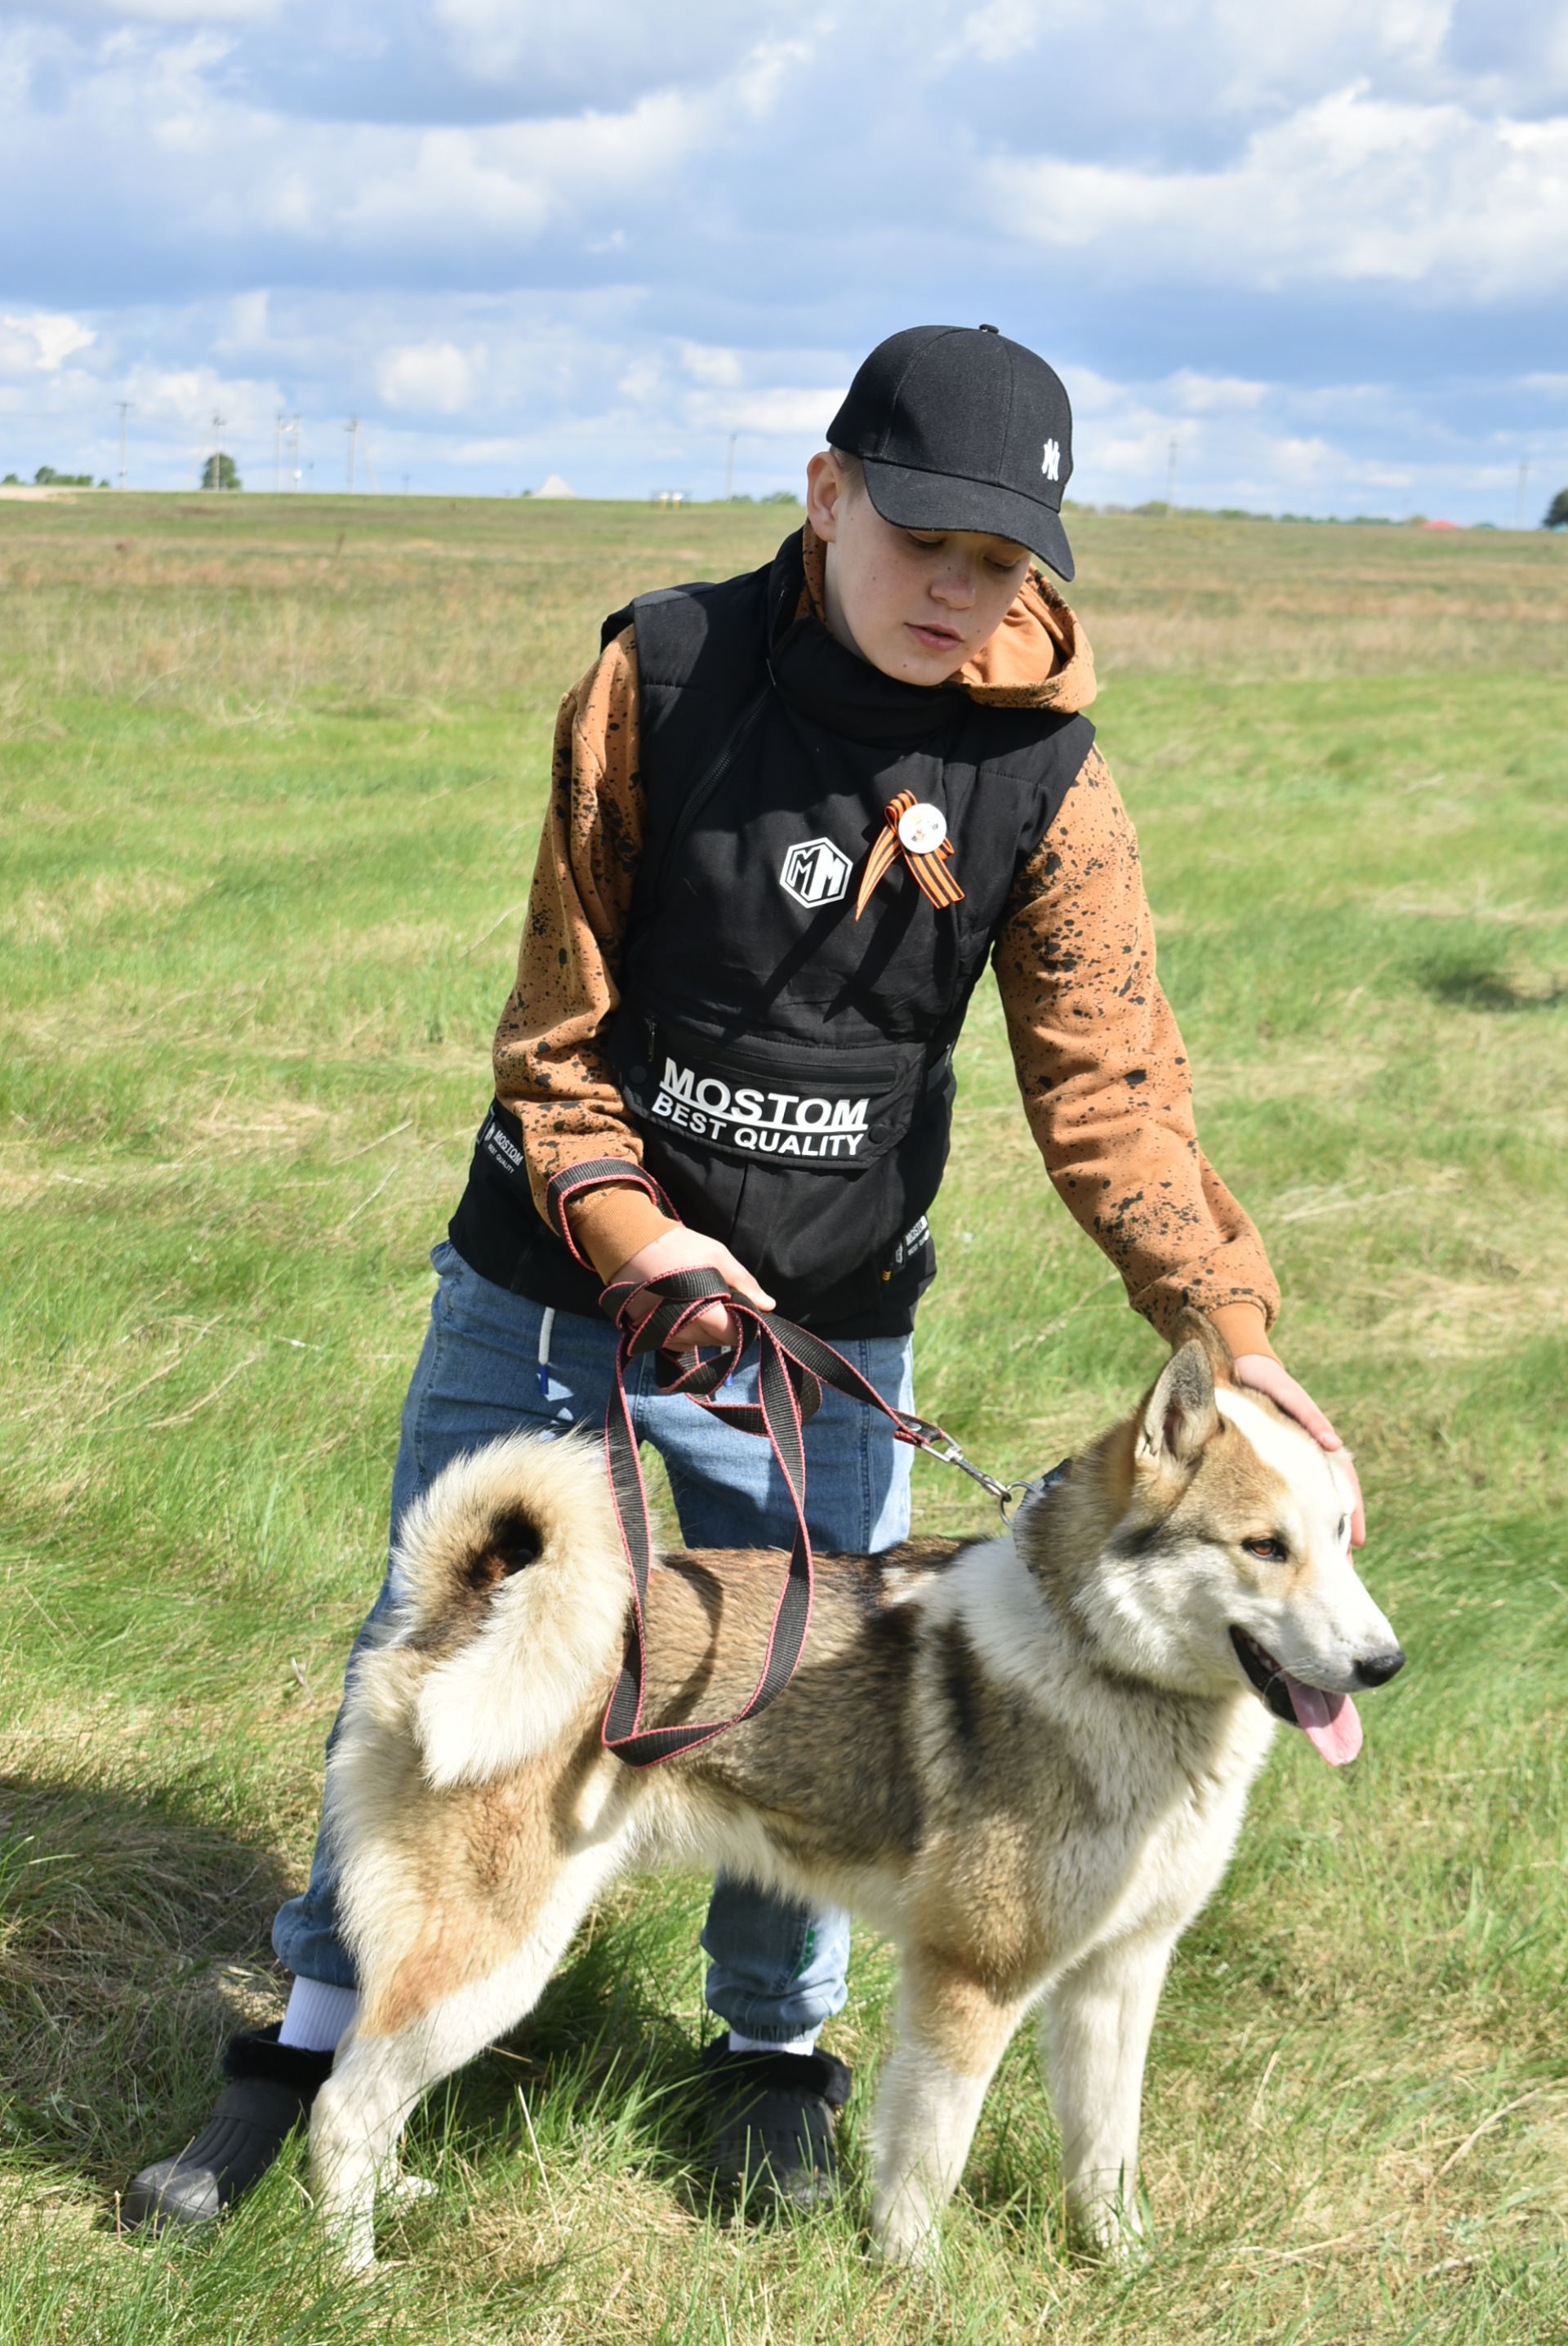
[804, 450, 1034, 685]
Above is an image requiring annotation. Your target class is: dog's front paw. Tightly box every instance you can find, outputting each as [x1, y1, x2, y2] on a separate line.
[387, 2173, 437, 2205]
[321, 2206, 378, 2277]
[870, 2192, 940, 2270]
[1065, 2188, 1146, 2265]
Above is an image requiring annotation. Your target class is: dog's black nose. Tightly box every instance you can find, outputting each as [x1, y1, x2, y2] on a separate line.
[1355, 1648, 1405, 1688]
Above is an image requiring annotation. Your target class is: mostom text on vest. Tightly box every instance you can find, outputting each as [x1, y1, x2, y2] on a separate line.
[650, 1054, 871, 1158]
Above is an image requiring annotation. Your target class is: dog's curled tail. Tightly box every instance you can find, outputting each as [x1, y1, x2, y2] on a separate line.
[385, 1430, 628, 1791]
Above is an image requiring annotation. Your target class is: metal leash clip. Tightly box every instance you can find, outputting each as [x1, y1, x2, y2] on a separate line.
[902, 1418, 1074, 1522]
[900, 1417, 1022, 1514]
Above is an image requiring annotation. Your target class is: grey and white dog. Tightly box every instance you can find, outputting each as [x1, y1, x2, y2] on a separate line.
[310, 1314, 1403, 2270]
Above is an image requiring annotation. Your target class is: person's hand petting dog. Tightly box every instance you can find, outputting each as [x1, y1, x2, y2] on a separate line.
[1231, 1353, 1366, 1547]
[612, 1227, 776, 1351]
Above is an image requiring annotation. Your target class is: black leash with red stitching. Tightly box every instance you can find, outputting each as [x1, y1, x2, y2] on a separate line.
[544, 1159, 1033, 1768]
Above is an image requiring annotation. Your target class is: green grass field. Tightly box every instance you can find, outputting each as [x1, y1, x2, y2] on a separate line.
[2, 491, 1566, 2344]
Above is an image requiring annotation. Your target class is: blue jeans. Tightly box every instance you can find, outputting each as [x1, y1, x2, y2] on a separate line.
[273, 1240, 915, 2043]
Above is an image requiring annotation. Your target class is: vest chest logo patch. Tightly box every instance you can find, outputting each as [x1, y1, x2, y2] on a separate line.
[779, 836, 852, 908]
[651, 1056, 869, 1157]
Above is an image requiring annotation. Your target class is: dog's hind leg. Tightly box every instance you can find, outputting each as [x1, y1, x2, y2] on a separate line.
[1038, 1925, 1175, 2257]
[310, 1840, 625, 2271]
[869, 1956, 1027, 2266]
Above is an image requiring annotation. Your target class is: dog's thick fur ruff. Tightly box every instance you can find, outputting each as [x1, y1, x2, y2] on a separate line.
[311, 1321, 1400, 2268]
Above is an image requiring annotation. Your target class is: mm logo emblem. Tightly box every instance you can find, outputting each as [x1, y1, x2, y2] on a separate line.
[779, 837, 852, 908]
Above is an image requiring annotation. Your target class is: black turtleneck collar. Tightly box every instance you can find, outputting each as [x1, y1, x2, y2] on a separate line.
[763, 531, 966, 751]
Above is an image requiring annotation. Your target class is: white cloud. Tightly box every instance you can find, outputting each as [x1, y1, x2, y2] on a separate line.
[378, 339, 474, 413]
[991, 80, 1568, 297]
[616, 355, 665, 406]
[0, 35, 726, 265]
[0, 311, 96, 372]
[953, 0, 1042, 66]
[679, 342, 744, 390]
[728, 387, 846, 438]
[1166, 371, 1270, 414]
[121, 359, 281, 435]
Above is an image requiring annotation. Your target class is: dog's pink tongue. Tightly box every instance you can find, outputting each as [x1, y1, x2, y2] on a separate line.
[1284, 1675, 1363, 1765]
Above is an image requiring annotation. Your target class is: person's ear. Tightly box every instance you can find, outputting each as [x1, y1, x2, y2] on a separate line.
[805, 450, 844, 542]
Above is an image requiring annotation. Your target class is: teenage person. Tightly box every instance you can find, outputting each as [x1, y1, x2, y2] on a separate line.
[126, 324, 1360, 2228]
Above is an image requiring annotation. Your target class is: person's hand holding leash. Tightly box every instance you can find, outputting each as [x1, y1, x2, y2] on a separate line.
[1232, 1354, 1366, 1546]
[612, 1226, 776, 1350]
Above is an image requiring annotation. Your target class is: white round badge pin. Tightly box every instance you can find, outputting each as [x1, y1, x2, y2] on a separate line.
[897, 801, 947, 855]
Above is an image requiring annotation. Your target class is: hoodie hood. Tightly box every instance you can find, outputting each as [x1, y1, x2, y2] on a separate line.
[800, 523, 1096, 718]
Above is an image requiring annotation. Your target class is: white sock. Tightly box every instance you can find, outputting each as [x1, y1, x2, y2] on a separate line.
[728, 2027, 818, 2058]
[278, 1977, 359, 2054]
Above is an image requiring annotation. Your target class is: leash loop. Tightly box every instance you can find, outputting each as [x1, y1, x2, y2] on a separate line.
[593, 1267, 1035, 1768]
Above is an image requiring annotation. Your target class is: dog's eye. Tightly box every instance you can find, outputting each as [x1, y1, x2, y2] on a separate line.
[1242, 1536, 1289, 1563]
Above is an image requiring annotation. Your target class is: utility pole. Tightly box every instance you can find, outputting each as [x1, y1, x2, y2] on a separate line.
[725, 430, 738, 501]
[210, 411, 226, 490]
[287, 415, 302, 489]
[346, 416, 358, 491]
[1165, 435, 1178, 513]
[1517, 455, 1529, 532]
[274, 411, 286, 493]
[116, 399, 132, 491]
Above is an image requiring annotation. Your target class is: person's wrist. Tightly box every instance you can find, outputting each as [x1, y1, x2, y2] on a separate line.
[565, 1185, 680, 1285]
[1205, 1302, 1276, 1364]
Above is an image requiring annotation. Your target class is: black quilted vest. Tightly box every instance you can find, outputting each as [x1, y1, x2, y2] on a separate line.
[448, 533, 1093, 1336]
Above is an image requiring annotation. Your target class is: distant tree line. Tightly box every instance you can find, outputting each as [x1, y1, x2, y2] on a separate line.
[1546, 489, 1568, 530]
[0, 458, 247, 489]
[1, 466, 109, 488]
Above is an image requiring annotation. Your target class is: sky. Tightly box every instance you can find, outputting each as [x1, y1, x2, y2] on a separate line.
[1, 0, 1566, 520]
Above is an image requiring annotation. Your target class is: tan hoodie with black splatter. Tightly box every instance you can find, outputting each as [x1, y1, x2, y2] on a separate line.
[489, 527, 1279, 1354]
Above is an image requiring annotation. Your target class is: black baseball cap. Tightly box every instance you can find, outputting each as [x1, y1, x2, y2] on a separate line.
[826, 323, 1076, 581]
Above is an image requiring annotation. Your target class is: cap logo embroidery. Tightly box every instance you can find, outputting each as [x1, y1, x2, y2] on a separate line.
[780, 837, 852, 908]
[1042, 439, 1061, 481]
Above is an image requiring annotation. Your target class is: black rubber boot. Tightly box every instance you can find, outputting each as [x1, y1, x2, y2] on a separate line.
[121, 2024, 335, 2230]
[700, 2039, 853, 2213]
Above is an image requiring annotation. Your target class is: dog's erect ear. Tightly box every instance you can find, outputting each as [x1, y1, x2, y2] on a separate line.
[1138, 1339, 1220, 1468]
[1169, 1308, 1236, 1385]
